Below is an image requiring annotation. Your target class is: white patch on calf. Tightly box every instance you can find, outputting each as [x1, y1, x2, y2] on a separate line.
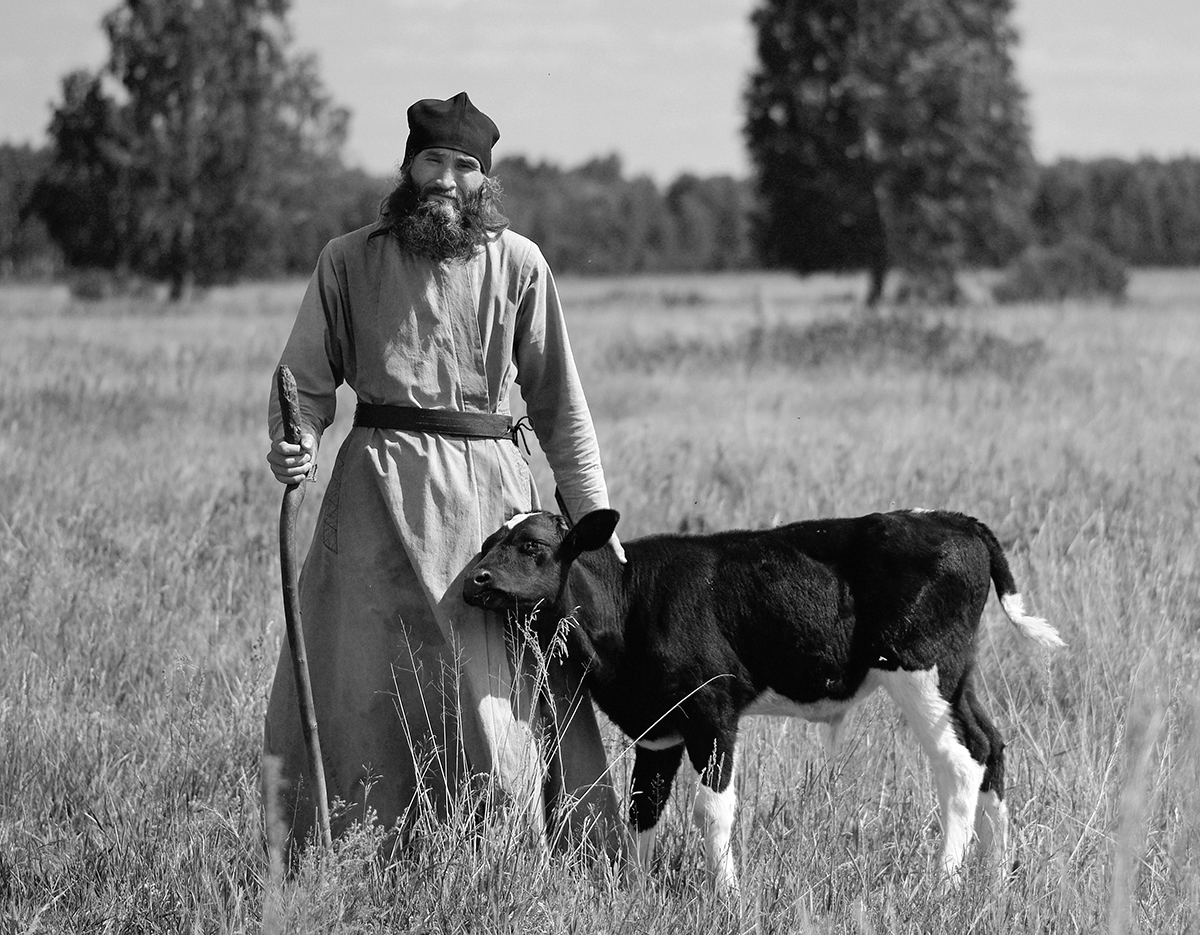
[635, 733, 685, 751]
[501, 512, 537, 533]
[1000, 593, 1066, 649]
[744, 677, 880, 759]
[876, 667, 986, 876]
[692, 777, 740, 898]
[744, 677, 880, 723]
[635, 826, 658, 868]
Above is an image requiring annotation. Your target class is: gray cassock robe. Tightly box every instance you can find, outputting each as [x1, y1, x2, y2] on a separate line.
[263, 220, 621, 855]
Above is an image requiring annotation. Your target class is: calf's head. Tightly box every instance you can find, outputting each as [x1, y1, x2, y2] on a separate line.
[462, 508, 620, 613]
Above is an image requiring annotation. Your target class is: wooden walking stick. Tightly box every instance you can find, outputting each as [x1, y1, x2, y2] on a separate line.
[276, 364, 333, 850]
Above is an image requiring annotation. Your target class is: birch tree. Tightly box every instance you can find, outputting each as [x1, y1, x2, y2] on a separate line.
[36, 0, 348, 299]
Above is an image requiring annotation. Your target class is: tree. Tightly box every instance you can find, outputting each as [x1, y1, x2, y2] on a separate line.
[0, 144, 60, 278]
[744, 0, 1033, 304]
[30, 71, 134, 275]
[744, 2, 887, 290]
[33, 0, 350, 298]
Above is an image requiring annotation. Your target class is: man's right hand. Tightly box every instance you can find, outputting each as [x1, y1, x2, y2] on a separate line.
[268, 433, 316, 485]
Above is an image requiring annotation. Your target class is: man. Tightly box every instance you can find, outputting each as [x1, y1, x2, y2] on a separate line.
[264, 92, 622, 858]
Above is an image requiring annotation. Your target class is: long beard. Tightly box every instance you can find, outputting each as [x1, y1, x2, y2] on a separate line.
[382, 174, 507, 263]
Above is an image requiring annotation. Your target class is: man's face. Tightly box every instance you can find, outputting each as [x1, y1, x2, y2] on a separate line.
[408, 147, 485, 216]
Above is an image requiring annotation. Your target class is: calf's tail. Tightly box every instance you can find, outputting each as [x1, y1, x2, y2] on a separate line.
[975, 519, 1066, 650]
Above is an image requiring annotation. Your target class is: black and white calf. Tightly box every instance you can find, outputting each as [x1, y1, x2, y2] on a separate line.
[463, 508, 1063, 893]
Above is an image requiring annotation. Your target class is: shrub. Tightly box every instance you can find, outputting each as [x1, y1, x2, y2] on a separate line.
[893, 265, 964, 307]
[992, 236, 1129, 304]
[67, 268, 162, 302]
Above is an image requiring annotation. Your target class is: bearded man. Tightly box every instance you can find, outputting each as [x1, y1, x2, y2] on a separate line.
[263, 92, 623, 858]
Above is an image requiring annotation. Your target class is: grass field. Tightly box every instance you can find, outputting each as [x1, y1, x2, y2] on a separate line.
[1, 270, 1197, 933]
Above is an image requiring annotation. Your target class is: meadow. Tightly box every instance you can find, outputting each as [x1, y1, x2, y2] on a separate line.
[0, 269, 1197, 933]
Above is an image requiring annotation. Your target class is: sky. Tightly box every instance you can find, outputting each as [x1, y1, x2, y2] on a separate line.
[2, 0, 1198, 183]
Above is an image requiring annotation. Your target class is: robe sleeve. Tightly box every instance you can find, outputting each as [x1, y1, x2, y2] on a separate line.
[512, 247, 610, 522]
[267, 241, 349, 448]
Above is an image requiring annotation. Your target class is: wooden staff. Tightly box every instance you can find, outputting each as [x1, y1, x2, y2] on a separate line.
[276, 364, 332, 850]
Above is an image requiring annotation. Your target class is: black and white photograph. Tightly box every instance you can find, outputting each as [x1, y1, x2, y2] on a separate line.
[1, 1, 1197, 931]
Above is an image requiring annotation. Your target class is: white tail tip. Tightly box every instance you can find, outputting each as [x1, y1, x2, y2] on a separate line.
[1001, 594, 1065, 649]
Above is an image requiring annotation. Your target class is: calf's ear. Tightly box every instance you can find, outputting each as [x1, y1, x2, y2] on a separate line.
[560, 509, 620, 562]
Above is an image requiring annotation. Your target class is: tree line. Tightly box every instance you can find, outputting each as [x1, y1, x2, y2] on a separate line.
[1, 0, 1197, 295]
[1031, 158, 1200, 268]
[492, 155, 756, 275]
[5, 141, 1198, 283]
[494, 155, 1200, 276]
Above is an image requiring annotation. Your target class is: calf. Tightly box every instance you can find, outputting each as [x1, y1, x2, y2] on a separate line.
[463, 508, 1063, 894]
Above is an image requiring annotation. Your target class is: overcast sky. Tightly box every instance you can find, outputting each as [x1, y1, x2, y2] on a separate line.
[2, 0, 1197, 183]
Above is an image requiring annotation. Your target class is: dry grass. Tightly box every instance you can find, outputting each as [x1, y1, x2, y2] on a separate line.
[1, 269, 1198, 932]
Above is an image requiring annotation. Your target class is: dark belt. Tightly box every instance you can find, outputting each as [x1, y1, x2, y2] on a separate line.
[354, 402, 515, 440]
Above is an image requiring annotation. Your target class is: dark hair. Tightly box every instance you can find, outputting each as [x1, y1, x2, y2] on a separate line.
[378, 165, 509, 243]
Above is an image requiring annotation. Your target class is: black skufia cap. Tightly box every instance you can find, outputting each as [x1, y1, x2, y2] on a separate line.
[404, 92, 500, 174]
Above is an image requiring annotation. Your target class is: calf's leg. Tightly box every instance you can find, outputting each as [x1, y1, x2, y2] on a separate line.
[962, 687, 1008, 860]
[877, 667, 985, 876]
[820, 714, 847, 760]
[629, 742, 685, 867]
[687, 732, 740, 897]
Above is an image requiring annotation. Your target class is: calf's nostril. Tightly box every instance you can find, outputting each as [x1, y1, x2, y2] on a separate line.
[472, 570, 491, 586]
